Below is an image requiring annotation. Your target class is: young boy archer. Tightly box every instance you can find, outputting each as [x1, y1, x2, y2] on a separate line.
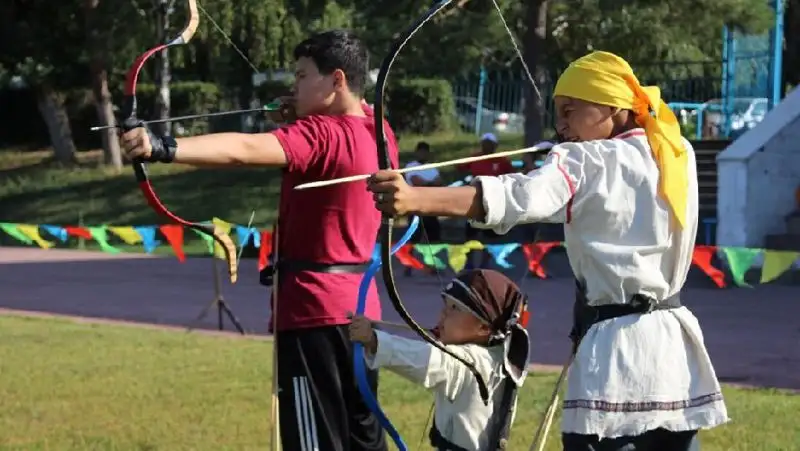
[120, 30, 396, 451]
[367, 51, 728, 450]
[349, 269, 531, 451]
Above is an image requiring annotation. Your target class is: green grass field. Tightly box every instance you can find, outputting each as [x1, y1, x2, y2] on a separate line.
[0, 314, 797, 450]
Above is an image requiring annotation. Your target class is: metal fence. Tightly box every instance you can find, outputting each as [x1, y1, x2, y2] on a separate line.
[452, 0, 784, 140]
[450, 63, 723, 138]
[718, 0, 784, 137]
[451, 69, 533, 136]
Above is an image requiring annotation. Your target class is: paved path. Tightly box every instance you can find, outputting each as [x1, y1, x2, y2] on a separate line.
[1, 247, 798, 390]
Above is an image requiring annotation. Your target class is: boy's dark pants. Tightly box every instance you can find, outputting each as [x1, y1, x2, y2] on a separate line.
[277, 324, 387, 451]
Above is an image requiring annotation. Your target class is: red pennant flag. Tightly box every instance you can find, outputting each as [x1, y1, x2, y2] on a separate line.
[159, 225, 185, 262]
[258, 230, 273, 271]
[521, 242, 561, 279]
[519, 304, 530, 328]
[64, 226, 92, 240]
[395, 244, 425, 269]
[692, 245, 726, 288]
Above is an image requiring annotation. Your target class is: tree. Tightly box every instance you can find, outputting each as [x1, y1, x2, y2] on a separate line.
[0, 0, 83, 164]
[154, 0, 176, 136]
[523, 0, 549, 146]
[547, 0, 774, 68]
[84, 0, 123, 169]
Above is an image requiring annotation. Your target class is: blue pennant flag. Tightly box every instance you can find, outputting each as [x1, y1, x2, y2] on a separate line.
[236, 226, 252, 248]
[41, 224, 68, 242]
[235, 226, 262, 248]
[134, 226, 160, 253]
[486, 243, 520, 268]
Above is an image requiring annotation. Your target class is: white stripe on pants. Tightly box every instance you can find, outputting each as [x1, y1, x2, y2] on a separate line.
[292, 376, 320, 451]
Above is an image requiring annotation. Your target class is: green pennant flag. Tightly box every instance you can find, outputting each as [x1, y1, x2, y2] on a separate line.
[191, 228, 215, 255]
[87, 226, 121, 254]
[0, 223, 33, 244]
[721, 247, 761, 287]
[413, 244, 448, 269]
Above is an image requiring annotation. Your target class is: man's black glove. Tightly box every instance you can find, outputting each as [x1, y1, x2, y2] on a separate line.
[122, 118, 178, 163]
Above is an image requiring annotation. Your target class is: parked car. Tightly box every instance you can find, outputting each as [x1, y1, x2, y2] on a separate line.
[453, 96, 524, 135]
[702, 97, 767, 139]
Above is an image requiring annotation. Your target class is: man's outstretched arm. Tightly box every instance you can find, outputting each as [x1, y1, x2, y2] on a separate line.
[368, 142, 589, 232]
[119, 127, 288, 168]
[171, 133, 287, 167]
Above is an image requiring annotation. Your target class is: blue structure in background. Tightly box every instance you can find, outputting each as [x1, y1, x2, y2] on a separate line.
[720, 0, 784, 137]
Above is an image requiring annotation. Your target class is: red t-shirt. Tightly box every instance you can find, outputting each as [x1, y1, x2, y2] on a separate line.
[458, 154, 514, 176]
[271, 106, 399, 331]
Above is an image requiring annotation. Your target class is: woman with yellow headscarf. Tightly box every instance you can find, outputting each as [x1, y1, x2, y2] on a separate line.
[367, 50, 729, 450]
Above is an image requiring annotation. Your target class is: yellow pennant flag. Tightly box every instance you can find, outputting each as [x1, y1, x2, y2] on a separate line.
[16, 224, 54, 249]
[211, 217, 234, 260]
[447, 240, 485, 273]
[108, 226, 143, 245]
[760, 250, 800, 284]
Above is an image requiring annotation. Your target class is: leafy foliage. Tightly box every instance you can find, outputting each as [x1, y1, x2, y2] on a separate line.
[385, 78, 459, 134]
[0, 0, 789, 152]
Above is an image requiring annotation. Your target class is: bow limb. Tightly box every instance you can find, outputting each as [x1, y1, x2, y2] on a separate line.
[353, 216, 420, 450]
[373, 0, 491, 405]
[120, 0, 237, 283]
[270, 223, 281, 450]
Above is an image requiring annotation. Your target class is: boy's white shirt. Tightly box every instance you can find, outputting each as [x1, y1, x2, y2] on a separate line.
[470, 129, 730, 439]
[365, 330, 518, 450]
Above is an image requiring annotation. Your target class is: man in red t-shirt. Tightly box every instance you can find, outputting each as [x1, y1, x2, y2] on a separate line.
[458, 133, 514, 268]
[119, 30, 392, 451]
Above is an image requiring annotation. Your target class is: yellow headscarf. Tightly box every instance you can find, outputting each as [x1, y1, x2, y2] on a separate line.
[553, 51, 688, 229]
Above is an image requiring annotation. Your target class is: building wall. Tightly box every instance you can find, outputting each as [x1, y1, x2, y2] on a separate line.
[717, 88, 800, 247]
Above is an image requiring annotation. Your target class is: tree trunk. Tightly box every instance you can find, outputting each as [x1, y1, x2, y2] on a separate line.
[90, 61, 122, 169]
[36, 85, 78, 165]
[154, 0, 174, 136]
[523, 0, 549, 146]
[85, 0, 122, 169]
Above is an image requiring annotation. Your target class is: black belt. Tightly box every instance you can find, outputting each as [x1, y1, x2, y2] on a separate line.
[570, 280, 682, 348]
[259, 260, 370, 286]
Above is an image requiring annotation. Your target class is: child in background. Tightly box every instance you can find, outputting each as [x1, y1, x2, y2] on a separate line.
[458, 133, 515, 268]
[403, 141, 443, 276]
[404, 141, 443, 241]
[349, 269, 531, 451]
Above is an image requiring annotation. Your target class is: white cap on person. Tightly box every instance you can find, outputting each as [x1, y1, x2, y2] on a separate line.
[480, 132, 498, 143]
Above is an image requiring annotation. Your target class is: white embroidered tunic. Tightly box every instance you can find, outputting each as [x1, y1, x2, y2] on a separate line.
[365, 330, 520, 450]
[470, 129, 729, 439]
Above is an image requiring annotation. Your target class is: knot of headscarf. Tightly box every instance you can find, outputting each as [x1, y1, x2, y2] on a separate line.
[553, 51, 689, 228]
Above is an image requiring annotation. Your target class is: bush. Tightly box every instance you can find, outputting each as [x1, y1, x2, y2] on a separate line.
[384, 78, 457, 134]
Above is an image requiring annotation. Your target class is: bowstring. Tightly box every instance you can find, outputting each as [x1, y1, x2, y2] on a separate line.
[413, 216, 445, 449]
[416, 402, 436, 450]
[489, 0, 542, 103]
[236, 210, 257, 268]
[196, 2, 261, 74]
